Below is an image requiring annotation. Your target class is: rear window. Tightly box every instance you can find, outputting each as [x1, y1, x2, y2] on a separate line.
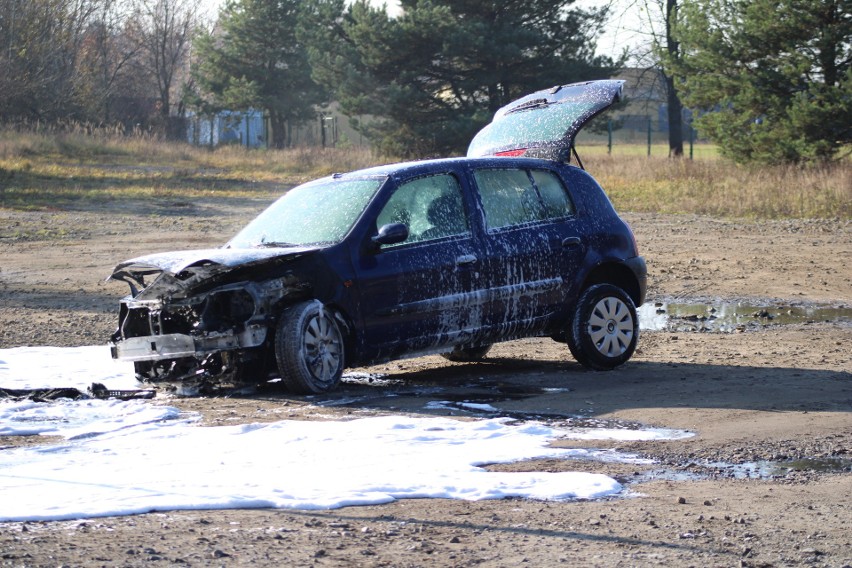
[473, 168, 574, 230]
[466, 80, 625, 158]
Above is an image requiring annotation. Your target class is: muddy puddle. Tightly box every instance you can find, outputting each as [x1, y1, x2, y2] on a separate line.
[702, 456, 852, 478]
[638, 301, 852, 332]
[630, 456, 852, 485]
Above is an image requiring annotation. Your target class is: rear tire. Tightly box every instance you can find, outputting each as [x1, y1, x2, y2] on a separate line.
[275, 301, 345, 394]
[441, 344, 492, 362]
[567, 284, 638, 370]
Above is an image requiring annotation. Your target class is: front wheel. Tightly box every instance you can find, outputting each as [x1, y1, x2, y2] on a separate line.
[567, 284, 638, 370]
[275, 301, 345, 394]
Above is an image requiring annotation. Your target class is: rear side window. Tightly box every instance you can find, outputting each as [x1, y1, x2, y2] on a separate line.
[532, 170, 574, 218]
[473, 168, 574, 230]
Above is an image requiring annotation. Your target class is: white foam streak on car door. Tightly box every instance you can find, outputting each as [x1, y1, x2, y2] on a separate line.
[470, 166, 585, 335]
[353, 172, 488, 361]
[355, 238, 484, 360]
[478, 224, 582, 336]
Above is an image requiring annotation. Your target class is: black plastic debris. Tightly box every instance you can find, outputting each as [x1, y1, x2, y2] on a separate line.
[0, 387, 87, 401]
[0, 383, 154, 402]
[88, 382, 156, 400]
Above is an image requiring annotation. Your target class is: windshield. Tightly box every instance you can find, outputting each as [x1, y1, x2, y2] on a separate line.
[228, 177, 384, 248]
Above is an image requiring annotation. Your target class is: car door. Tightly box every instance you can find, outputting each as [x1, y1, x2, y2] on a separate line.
[353, 172, 486, 361]
[471, 165, 584, 337]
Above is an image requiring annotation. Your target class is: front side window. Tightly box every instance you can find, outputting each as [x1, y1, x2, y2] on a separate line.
[229, 178, 383, 248]
[474, 168, 574, 230]
[376, 174, 469, 245]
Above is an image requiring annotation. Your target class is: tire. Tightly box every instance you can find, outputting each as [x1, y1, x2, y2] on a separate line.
[567, 283, 638, 370]
[274, 300, 345, 394]
[441, 344, 492, 362]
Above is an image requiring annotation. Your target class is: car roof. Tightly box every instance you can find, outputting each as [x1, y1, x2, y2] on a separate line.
[330, 156, 578, 181]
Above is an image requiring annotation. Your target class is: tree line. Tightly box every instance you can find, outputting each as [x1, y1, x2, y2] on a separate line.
[0, 0, 197, 137]
[1, 0, 849, 163]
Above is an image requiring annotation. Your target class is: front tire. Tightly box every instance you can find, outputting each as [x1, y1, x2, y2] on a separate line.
[567, 284, 638, 370]
[275, 301, 345, 394]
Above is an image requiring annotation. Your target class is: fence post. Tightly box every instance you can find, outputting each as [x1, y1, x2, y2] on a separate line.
[689, 124, 694, 160]
[607, 119, 612, 155]
[245, 112, 250, 148]
[647, 117, 652, 157]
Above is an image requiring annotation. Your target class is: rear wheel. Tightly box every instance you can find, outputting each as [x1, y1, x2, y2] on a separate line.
[567, 284, 638, 370]
[275, 301, 345, 394]
[441, 344, 492, 362]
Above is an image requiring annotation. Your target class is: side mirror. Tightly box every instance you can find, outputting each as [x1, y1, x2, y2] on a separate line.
[371, 223, 409, 248]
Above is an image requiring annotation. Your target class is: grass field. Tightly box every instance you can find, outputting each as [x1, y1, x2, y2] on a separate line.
[1, 130, 849, 219]
[577, 142, 721, 160]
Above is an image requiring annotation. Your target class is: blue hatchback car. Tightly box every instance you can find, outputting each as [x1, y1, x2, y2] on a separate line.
[109, 80, 646, 394]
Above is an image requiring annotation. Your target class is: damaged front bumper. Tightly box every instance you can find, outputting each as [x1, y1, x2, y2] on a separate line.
[109, 324, 268, 362]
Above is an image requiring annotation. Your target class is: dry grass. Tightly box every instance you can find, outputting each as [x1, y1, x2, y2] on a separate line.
[0, 130, 384, 208]
[1, 130, 849, 219]
[578, 142, 721, 160]
[0, 129, 381, 177]
[582, 153, 850, 219]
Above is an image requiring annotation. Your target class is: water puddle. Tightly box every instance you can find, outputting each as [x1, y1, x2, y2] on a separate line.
[704, 457, 852, 478]
[639, 301, 852, 332]
[630, 457, 852, 485]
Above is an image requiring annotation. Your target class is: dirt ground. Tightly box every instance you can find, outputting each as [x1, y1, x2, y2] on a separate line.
[1, 194, 850, 567]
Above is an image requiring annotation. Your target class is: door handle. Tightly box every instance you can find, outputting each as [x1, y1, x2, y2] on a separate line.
[456, 254, 478, 266]
[561, 237, 582, 248]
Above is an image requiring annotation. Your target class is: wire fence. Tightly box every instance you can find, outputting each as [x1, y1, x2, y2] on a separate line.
[576, 118, 709, 159]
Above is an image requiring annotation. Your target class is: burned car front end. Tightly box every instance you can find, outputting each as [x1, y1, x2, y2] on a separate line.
[108, 175, 384, 394]
[109, 248, 314, 390]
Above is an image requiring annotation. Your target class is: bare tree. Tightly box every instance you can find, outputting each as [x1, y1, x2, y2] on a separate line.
[608, 0, 685, 157]
[127, 0, 198, 134]
[75, 0, 142, 122]
[0, 0, 99, 121]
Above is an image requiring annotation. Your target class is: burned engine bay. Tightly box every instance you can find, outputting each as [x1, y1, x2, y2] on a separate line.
[108, 247, 317, 393]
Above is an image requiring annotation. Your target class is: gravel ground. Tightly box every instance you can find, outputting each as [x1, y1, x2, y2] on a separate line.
[1, 198, 850, 567]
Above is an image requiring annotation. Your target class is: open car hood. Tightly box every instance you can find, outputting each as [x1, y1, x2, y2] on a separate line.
[467, 80, 624, 162]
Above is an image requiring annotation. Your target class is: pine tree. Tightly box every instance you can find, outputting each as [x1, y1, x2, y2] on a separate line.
[672, 0, 851, 163]
[303, 0, 619, 157]
[193, 0, 327, 148]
